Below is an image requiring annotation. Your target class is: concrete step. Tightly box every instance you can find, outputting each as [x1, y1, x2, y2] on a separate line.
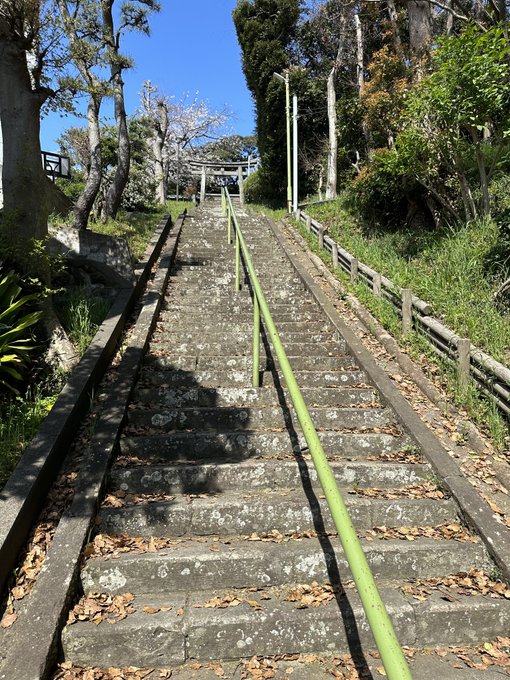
[162, 304, 321, 318]
[131, 385, 380, 408]
[99, 490, 457, 537]
[62, 586, 510, 667]
[142, 355, 270, 372]
[149, 340, 342, 359]
[144, 355, 358, 373]
[171, 274, 304, 287]
[168, 289, 308, 303]
[138, 368, 367, 391]
[126, 405, 393, 432]
[110, 459, 429, 495]
[162, 310, 325, 323]
[81, 537, 485, 595]
[138, 367, 273, 388]
[160, 306, 322, 321]
[154, 319, 336, 335]
[152, 331, 343, 348]
[119, 430, 409, 462]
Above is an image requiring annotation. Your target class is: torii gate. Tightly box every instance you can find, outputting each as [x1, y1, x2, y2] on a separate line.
[188, 158, 259, 205]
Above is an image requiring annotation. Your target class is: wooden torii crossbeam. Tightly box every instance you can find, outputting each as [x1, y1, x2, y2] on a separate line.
[188, 159, 259, 204]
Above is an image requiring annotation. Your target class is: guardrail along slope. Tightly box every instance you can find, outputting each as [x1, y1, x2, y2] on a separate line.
[295, 208, 510, 417]
[60, 200, 510, 677]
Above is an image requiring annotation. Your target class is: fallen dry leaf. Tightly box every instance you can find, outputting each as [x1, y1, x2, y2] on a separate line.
[0, 612, 17, 628]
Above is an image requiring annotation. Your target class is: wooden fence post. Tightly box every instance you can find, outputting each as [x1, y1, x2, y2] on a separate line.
[296, 208, 301, 222]
[402, 289, 413, 335]
[373, 271, 382, 296]
[318, 227, 324, 249]
[458, 338, 471, 392]
[306, 215, 311, 232]
[351, 258, 359, 284]
[332, 242, 339, 269]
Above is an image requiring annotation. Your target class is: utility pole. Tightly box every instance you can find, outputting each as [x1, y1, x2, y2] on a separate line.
[273, 72, 292, 213]
[292, 95, 298, 213]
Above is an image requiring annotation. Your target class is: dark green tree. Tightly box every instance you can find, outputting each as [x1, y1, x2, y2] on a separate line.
[233, 0, 301, 204]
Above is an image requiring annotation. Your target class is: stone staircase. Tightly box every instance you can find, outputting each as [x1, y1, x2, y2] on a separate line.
[61, 201, 510, 674]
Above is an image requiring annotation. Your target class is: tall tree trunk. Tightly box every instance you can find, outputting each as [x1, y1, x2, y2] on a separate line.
[101, 0, 130, 219]
[73, 94, 102, 230]
[445, 0, 454, 34]
[0, 17, 78, 371]
[355, 14, 371, 152]
[457, 170, 477, 221]
[153, 135, 166, 204]
[326, 66, 338, 200]
[56, 0, 105, 230]
[0, 18, 50, 275]
[474, 0, 484, 21]
[154, 102, 168, 204]
[386, 0, 402, 51]
[496, 0, 507, 22]
[354, 14, 364, 93]
[470, 129, 490, 216]
[325, 12, 347, 200]
[407, 0, 432, 66]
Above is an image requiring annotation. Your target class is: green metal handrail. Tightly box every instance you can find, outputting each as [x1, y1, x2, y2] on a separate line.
[221, 187, 413, 680]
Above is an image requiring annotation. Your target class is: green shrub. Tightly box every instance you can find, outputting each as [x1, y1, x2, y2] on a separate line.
[0, 268, 42, 393]
[244, 170, 266, 204]
[349, 148, 408, 226]
[56, 175, 85, 204]
[244, 169, 285, 208]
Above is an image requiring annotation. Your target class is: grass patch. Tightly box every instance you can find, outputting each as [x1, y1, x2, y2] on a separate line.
[55, 288, 112, 356]
[0, 390, 58, 490]
[289, 211, 508, 448]
[90, 200, 193, 261]
[248, 204, 288, 223]
[306, 195, 510, 362]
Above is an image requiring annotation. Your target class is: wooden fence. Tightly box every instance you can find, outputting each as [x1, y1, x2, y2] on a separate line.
[295, 208, 510, 417]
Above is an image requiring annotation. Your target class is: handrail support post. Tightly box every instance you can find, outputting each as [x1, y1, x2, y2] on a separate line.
[235, 229, 241, 291]
[253, 295, 260, 387]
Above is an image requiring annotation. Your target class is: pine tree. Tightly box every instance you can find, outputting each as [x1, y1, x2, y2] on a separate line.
[233, 0, 301, 204]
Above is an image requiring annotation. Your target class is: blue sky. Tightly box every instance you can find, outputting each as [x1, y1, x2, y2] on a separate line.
[40, 0, 255, 151]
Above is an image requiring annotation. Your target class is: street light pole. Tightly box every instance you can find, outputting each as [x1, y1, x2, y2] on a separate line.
[292, 94, 298, 213]
[274, 71, 292, 213]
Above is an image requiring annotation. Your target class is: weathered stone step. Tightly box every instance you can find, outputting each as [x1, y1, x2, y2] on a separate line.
[119, 430, 408, 462]
[169, 288, 311, 302]
[127, 405, 393, 432]
[149, 340, 341, 359]
[143, 355, 358, 374]
[155, 330, 345, 350]
[99, 490, 456, 537]
[163, 295, 318, 319]
[82, 537, 485, 595]
[142, 355, 268, 372]
[131, 385, 380, 408]
[138, 366, 368, 389]
[110, 459, 428, 495]
[162, 310, 325, 323]
[62, 586, 510, 667]
[171, 273, 303, 286]
[138, 367, 272, 388]
[156, 318, 334, 333]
